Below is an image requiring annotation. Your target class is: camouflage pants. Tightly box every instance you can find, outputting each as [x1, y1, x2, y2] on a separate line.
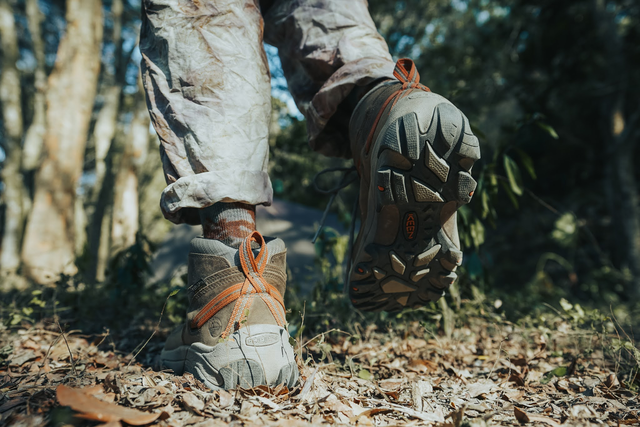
[140, 0, 395, 225]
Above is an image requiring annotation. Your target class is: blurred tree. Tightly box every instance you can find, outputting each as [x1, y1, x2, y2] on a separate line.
[110, 76, 150, 259]
[22, 0, 47, 172]
[0, 0, 26, 275]
[86, 0, 124, 282]
[511, 0, 640, 298]
[21, 0, 103, 283]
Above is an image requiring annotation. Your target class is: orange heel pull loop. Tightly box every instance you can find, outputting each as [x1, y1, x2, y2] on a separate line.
[363, 58, 430, 156]
[190, 231, 286, 337]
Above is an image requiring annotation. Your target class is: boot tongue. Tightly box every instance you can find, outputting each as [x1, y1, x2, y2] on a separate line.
[189, 236, 285, 267]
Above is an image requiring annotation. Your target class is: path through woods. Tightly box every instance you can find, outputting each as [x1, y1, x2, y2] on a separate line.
[1, 308, 638, 426]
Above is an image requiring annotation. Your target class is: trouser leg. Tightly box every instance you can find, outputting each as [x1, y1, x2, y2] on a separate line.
[263, 0, 396, 158]
[140, 0, 273, 225]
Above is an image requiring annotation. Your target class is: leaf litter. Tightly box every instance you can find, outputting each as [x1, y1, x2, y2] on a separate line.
[1, 311, 638, 426]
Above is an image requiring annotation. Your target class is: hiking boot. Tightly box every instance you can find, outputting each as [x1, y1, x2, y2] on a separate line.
[347, 58, 481, 311]
[161, 231, 299, 390]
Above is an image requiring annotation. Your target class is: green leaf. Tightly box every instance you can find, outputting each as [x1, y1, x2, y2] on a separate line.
[536, 121, 559, 139]
[29, 297, 46, 308]
[499, 181, 519, 209]
[10, 314, 22, 326]
[458, 205, 471, 225]
[489, 171, 498, 188]
[470, 219, 485, 249]
[481, 190, 490, 219]
[358, 369, 372, 380]
[551, 213, 578, 247]
[503, 155, 524, 196]
[559, 298, 573, 312]
[540, 366, 568, 384]
[515, 148, 537, 180]
[168, 289, 180, 297]
[551, 366, 568, 377]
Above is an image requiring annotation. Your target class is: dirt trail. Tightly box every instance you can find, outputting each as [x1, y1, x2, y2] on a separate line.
[1, 312, 637, 426]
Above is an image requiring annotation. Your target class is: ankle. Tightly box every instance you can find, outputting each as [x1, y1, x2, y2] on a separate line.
[200, 202, 256, 247]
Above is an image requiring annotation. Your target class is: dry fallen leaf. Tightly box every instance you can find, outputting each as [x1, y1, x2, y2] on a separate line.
[514, 406, 530, 423]
[378, 378, 403, 391]
[411, 380, 433, 411]
[180, 391, 204, 414]
[511, 356, 528, 367]
[56, 385, 160, 425]
[219, 389, 235, 409]
[446, 406, 466, 427]
[466, 380, 495, 398]
[514, 406, 561, 426]
[350, 408, 391, 424]
[604, 373, 619, 388]
[407, 359, 437, 374]
[509, 373, 526, 386]
[9, 350, 36, 367]
[4, 303, 633, 427]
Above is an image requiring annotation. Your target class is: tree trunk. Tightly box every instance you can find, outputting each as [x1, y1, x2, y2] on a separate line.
[87, 85, 121, 282]
[0, 0, 25, 274]
[593, 0, 640, 295]
[92, 0, 123, 195]
[604, 103, 640, 294]
[111, 77, 150, 254]
[86, 0, 124, 282]
[21, 0, 104, 284]
[22, 0, 47, 173]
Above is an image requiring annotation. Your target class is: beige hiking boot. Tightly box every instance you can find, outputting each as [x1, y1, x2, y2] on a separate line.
[161, 231, 298, 390]
[347, 58, 481, 311]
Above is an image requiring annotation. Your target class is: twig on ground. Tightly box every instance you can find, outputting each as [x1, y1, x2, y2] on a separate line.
[302, 328, 349, 349]
[488, 339, 504, 380]
[55, 320, 77, 376]
[366, 398, 444, 423]
[127, 289, 178, 368]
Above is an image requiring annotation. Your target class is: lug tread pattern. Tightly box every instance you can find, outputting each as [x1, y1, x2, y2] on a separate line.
[425, 142, 450, 182]
[218, 360, 298, 390]
[377, 169, 394, 205]
[392, 171, 409, 204]
[381, 121, 401, 153]
[350, 100, 480, 312]
[402, 113, 421, 160]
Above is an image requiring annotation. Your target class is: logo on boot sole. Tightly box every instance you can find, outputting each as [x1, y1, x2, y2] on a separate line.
[403, 212, 418, 240]
[245, 333, 279, 347]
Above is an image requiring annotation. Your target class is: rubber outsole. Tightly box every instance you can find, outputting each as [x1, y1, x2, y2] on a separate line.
[349, 96, 480, 312]
[161, 324, 299, 390]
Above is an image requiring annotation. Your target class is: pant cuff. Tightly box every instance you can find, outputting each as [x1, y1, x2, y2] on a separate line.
[306, 57, 396, 158]
[161, 170, 273, 225]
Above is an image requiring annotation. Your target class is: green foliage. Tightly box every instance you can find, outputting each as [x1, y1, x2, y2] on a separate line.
[503, 155, 523, 196]
[551, 213, 578, 248]
[540, 366, 568, 385]
[268, 98, 354, 214]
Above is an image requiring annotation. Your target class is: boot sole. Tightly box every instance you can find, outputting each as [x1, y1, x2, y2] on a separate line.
[161, 324, 299, 390]
[349, 94, 480, 312]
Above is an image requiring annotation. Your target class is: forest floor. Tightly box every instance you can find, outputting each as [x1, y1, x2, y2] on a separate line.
[1, 294, 639, 426]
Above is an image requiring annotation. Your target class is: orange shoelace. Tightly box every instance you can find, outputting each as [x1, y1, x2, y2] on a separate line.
[190, 231, 286, 338]
[363, 58, 431, 156]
